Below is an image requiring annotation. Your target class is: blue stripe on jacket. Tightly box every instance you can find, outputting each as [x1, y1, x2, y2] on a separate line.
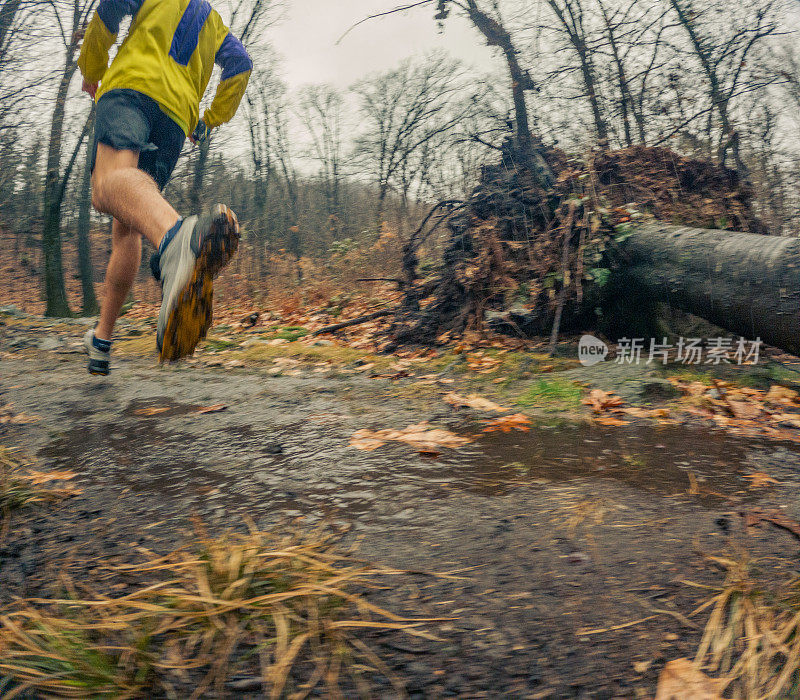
[97, 0, 144, 34]
[169, 0, 213, 66]
[216, 33, 252, 80]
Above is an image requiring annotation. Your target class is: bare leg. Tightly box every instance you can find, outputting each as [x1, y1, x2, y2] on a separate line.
[96, 219, 143, 340]
[91, 143, 180, 249]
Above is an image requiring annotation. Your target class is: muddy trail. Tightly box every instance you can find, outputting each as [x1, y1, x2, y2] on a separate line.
[3, 319, 800, 697]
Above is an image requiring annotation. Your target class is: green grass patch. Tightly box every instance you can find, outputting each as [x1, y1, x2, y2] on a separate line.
[239, 341, 389, 368]
[516, 377, 583, 412]
[202, 338, 240, 351]
[263, 326, 309, 342]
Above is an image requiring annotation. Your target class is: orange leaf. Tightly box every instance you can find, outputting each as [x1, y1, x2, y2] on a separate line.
[443, 392, 510, 413]
[582, 390, 625, 413]
[134, 407, 171, 416]
[726, 400, 761, 420]
[765, 385, 800, 405]
[482, 413, 533, 433]
[349, 423, 471, 451]
[594, 415, 629, 426]
[197, 404, 228, 414]
[742, 472, 780, 488]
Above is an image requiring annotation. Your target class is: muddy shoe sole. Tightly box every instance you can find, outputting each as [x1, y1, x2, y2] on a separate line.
[159, 204, 239, 362]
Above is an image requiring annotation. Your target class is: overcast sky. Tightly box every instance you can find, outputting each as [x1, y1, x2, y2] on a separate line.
[269, 1, 496, 88]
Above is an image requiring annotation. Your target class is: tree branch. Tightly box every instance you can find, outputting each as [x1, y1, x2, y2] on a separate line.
[336, 1, 434, 44]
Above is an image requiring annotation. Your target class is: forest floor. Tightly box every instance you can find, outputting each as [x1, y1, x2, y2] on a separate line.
[3, 304, 800, 697]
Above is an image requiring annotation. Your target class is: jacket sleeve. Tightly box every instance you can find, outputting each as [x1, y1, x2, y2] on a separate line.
[77, 0, 143, 84]
[202, 33, 252, 129]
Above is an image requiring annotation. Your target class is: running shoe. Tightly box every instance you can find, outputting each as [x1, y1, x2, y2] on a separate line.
[152, 204, 239, 361]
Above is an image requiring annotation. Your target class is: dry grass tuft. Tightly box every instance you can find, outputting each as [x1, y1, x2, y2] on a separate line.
[0, 522, 438, 698]
[0, 447, 78, 528]
[687, 552, 800, 698]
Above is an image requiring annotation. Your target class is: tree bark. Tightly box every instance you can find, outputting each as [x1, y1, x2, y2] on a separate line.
[615, 222, 800, 355]
[76, 107, 98, 315]
[0, 0, 23, 67]
[43, 59, 78, 317]
[462, 0, 554, 189]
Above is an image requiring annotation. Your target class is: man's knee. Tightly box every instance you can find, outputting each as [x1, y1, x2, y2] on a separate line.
[91, 173, 109, 213]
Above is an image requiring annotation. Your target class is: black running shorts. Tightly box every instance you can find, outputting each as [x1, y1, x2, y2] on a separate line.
[91, 89, 186, 191]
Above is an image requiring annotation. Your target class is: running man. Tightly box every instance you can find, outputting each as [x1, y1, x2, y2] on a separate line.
[78, 0, 252, 374]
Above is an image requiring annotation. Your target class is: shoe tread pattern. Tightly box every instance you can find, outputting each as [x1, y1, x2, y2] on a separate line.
[159, 204, 239, 362]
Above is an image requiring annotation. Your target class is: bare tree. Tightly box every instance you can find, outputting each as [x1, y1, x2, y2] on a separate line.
[75, 103, 98, 314]
[544, 0, 609, 143]
[665, 0, 783, 174]
[297, 84, 344, 236]
[244, 70, 280, 260]
[188, 0, 278, 214]
[0, 0, 24, 68]
[434, 0, 555, 185]
[271, 94, 301, 261]
[352, 52, 465, 229]
[42, 0, 96, 317]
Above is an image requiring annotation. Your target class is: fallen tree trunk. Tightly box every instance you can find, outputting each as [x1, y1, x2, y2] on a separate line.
[615, 222, 800, 355]
[390, 145, 782, 351]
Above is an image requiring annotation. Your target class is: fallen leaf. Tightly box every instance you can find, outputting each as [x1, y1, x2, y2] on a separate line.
[622, 407, 671, 419]
[742, 472, 780, 488]
[482, 413, 532, 433]
[444, 392, 510, 413]
[583, 389, 624, 413]
[594, 415, 629, 426]
[197, 404, 228, 414]
[349, 432, 386, 451]
[349, 423, 472, 451]
[134, 407, 171, 416]
[726, 400, 761, 420]
[765, 385, 800, 405]
[655, 658, 729, 700]
[770, 413, 800, 429]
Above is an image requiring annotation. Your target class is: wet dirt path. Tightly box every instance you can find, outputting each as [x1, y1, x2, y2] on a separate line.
[3, 346, 800, 697]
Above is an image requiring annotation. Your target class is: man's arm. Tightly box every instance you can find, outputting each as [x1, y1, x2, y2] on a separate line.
[202, 33, 252, 130]
[77, 0, 143, 86]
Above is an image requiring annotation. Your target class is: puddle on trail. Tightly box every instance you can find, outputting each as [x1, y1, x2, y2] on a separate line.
[39, 398, 787, 520]
[452, 422, 750, 498]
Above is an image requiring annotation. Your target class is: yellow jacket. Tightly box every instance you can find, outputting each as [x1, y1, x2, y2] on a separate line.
[78, 0, 252, 136]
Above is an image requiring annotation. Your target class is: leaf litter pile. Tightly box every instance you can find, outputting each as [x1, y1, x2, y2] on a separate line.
[390, 144, 763, 345]
[582, 380, 800, 442]
[0, 522, 442, 698]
